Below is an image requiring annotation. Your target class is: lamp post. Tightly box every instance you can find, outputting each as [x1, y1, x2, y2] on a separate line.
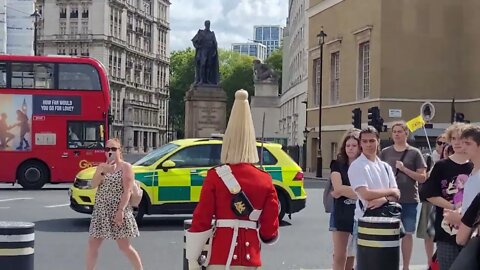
[316, 28, 327, 178]
[30, 9, 41, 56]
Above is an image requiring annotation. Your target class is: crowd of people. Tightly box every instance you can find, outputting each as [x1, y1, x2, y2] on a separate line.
[329, 121, 480, 270]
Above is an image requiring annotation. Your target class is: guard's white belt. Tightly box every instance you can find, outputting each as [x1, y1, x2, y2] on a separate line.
[216, 219, 257, 229]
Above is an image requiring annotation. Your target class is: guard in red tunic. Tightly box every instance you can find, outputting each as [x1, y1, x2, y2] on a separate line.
[186, 89, 279, 270]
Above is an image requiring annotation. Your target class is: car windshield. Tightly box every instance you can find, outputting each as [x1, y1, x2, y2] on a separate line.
[134, 143, 180, 166]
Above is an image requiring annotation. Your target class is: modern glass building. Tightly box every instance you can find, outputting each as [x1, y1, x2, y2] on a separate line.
[231, 42, 267, 61]
[253, 25, 283, 56]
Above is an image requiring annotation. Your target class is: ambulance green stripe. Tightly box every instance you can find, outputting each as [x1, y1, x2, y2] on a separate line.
[290, 186, 301, 196]
[265, 167, 283, 181]
[158, 187, 190, 201]
[190, 173, 204, 186]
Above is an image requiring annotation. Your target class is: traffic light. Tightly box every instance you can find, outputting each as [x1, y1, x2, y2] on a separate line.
[454, 112, 465, 123]
[352, 108, 361, 129]
[367, 106, 384, 132]
[367, 106, 380, 127]
[108, 113, 114, 125]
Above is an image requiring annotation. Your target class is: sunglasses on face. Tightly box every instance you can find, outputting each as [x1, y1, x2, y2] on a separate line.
[105, 147, 119, 152]
[436, 141, 446, 146]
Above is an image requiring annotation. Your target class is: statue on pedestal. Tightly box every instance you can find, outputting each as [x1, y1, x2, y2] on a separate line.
[253, 59, 278, 83]
[192, 20, 220, 85]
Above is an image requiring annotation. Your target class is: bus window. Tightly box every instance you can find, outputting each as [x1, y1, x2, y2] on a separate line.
[0, 62, 6, 88]
[68, 121, 105, 149]
[58, 63, 101, 91]
[11, 63, 54, 89]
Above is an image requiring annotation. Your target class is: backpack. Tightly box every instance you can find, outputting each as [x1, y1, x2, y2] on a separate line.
[323, 177, 334, 213]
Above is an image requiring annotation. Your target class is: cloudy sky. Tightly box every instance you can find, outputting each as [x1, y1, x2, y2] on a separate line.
[170, 0, 288, 51]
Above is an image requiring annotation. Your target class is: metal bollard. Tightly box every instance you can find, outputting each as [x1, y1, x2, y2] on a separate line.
[183, 219, 212, 270]
[356, 217, 400, 270]
[0, 221, 35, 270]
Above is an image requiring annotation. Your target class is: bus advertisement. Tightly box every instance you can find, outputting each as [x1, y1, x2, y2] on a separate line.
[0, 55, 110, 189]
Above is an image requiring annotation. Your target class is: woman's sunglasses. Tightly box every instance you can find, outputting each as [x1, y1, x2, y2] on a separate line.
[105, 147, 119, 152]
[436, 141, 446, 146]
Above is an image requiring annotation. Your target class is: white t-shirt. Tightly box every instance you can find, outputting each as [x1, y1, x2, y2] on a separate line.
[348, 153, 398, 220]
[461, 169, 480, 215]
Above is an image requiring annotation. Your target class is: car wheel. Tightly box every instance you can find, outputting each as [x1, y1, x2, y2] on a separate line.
[17, 161, 49, 190]
[134, 196, 147, 226]
[277, 192, 287, 221]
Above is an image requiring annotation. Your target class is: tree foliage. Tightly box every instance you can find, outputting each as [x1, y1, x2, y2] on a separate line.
[169, 48, 255, 137]
[265, 47, 283, 92]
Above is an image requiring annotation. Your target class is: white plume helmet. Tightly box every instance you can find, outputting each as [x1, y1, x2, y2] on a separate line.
[221, 89, 259, 164]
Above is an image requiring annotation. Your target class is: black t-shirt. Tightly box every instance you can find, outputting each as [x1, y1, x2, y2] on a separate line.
[420, 158, 473, 243]
[330, 160, 356, 232]
[462, 192, 480, 228]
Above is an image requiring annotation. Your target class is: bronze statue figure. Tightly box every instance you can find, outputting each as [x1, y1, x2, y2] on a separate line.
[253, 59, 278, 82]
[192, 20, 220, 85]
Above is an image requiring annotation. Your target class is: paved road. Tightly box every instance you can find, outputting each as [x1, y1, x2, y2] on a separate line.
[0, 183, 428, 270]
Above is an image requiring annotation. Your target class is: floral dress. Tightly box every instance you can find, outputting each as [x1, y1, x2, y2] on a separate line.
[89, 170, 139, 240]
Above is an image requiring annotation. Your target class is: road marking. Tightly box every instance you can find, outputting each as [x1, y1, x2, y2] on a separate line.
[0, 197, 33, 203]
[0, 207, 10, 209]
[44, 203, 69, 208]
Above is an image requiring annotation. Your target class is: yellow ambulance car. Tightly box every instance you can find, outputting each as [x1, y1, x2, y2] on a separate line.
[69, 138, 306, 224]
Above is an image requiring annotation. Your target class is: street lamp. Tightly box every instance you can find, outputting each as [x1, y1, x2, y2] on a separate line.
[30, 9, 41, 56]
[316, 27, 327, 178]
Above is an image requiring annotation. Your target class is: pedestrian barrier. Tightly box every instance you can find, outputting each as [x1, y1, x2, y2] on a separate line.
[356, 217, 400, 270]
[183, 219, 210, 270]
[0, 221, 35, 270]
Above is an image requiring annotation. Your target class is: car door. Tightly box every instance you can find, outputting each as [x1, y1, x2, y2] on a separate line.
[156, 144, 222, 205]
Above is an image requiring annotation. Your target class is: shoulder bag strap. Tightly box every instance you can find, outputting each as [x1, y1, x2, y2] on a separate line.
[214, 165, 241, 194]
[395, 147, 409, 176]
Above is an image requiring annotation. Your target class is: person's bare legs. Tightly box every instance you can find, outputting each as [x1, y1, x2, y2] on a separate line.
[401, 234, 413, 270]
[345, 256, 355, 270]
[116, 238, 143, 270]
[424, 237, 434, 265]
[332, 231, 351, 270]
[86, 237, 103, 270]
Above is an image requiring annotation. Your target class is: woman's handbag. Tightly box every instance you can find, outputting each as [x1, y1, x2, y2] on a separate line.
[129, 180, 143, 207]
[449, 237, 480, 270]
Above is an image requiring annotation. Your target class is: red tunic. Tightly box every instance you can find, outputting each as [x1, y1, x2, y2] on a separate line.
[189, 163, 279, 267]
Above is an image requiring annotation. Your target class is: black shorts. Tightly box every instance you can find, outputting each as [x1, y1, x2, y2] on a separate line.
[333, 197, 355, 232]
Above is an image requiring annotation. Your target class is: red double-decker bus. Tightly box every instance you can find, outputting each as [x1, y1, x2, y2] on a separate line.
[0, 55, 110, 189]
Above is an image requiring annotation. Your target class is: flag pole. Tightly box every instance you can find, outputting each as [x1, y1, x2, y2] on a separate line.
[422, 124, 432, 154]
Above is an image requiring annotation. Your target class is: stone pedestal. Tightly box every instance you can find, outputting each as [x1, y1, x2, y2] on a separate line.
[184, 85, 227, 138]
[250, 81, 281, 140]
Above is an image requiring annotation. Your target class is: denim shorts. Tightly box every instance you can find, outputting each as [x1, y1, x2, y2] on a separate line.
[329, 212, 336, 231]
[400, 203, 418, 234]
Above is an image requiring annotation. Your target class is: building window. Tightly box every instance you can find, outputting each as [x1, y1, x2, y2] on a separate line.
[70, 22, 78, 35]
[82, 8, 89, 18]
[358, 41, 370, 99]
[60, 7, 67, 18]
[313, 58, 321, 106]
[70, 6, 79, 18]
[330, 52, 340, 105]
[81, 21, 88, 34]
[60, 22, 66, 35]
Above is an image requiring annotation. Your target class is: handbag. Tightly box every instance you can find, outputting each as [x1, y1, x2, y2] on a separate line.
[129, 180, 143, 207]
[323, 177, 334, 213]
[449, 237, 480, 270]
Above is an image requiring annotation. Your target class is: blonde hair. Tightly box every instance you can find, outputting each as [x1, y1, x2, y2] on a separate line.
[221, 90, 259, 164]
[391, 121, 409, 135]
[445, 123, 467, 142]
